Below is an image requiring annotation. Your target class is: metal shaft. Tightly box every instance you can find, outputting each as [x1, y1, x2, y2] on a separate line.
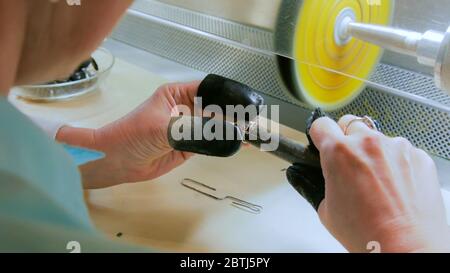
[342, 20, 450, 93]
[347, 22, 444, 67]
[245, 126, 321, 169]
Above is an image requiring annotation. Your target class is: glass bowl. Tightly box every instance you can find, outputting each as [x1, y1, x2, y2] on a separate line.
[14, 47, 114, 102]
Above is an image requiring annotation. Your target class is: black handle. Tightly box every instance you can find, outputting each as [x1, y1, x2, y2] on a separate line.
[245, 131, 321, 169]
[198, 74, 265, 124]
[168, 74, 321, 169]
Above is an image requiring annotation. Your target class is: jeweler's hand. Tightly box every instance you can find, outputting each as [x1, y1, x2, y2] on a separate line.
[287, 115, 450, 253]
[57, 82, 200, 189]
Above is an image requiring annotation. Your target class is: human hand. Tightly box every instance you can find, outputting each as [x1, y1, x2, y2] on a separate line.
[57, 81, 200, 189]
[287, 115, 450, 252]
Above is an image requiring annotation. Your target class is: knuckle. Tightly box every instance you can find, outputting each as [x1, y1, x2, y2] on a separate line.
[156, 83, 172, 97]
[328, 139, 370, 168]
[310, 117, 331, 131]
[415, 148, 434, 165]
[338, 114, 356, 124]
[159, 83, 171, 91]
[360, 134, 384, 155]
[361, 134, 381, 146]
[161, 83, 181, 95]
[393, 137, 413, 149]
[328, 138, 351, 156]
[414, 148, 427, 157]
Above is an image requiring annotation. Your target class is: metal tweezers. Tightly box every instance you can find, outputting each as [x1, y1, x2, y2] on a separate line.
[181, 178, 263, 214]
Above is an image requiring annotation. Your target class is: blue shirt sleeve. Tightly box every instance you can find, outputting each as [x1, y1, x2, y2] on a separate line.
[0, 98, 146, 252]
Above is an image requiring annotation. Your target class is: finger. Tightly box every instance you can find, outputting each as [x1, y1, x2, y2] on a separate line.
[309, 117, 344, 150]
[167, 81, 202, 111]
[338, 114, 377, 136]
[337, 115, 358, 132]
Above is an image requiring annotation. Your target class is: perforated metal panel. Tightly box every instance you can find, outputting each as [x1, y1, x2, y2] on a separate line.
[132, 0, 274, 51]
[335, 88, 450, 158]
[111, 1, 450, 160]
[369, 64, 450, 107]
[112, 9, 293, 104]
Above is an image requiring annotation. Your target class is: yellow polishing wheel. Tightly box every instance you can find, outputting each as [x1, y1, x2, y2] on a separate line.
[293, 0, 393, 110]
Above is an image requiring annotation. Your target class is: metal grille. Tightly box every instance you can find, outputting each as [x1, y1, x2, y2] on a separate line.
[111, 8, 450, 160]
[335, 88, 450, 158]
[131, 0, 274, 52]
[112, 11, 293, 104]
[370, 63, 450, 107]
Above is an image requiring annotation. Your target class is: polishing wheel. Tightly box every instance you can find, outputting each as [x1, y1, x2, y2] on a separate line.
[285, 0, 393, 110]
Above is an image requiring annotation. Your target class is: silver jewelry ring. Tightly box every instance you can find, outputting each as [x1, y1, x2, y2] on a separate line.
[344, 116, 380, 135]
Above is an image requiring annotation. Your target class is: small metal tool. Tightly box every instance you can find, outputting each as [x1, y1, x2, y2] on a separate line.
[181, 178, 263, 214]
[168, 74, 322, 169]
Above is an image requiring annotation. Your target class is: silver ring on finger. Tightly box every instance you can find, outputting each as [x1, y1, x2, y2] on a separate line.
[344, 115, 381, 135]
